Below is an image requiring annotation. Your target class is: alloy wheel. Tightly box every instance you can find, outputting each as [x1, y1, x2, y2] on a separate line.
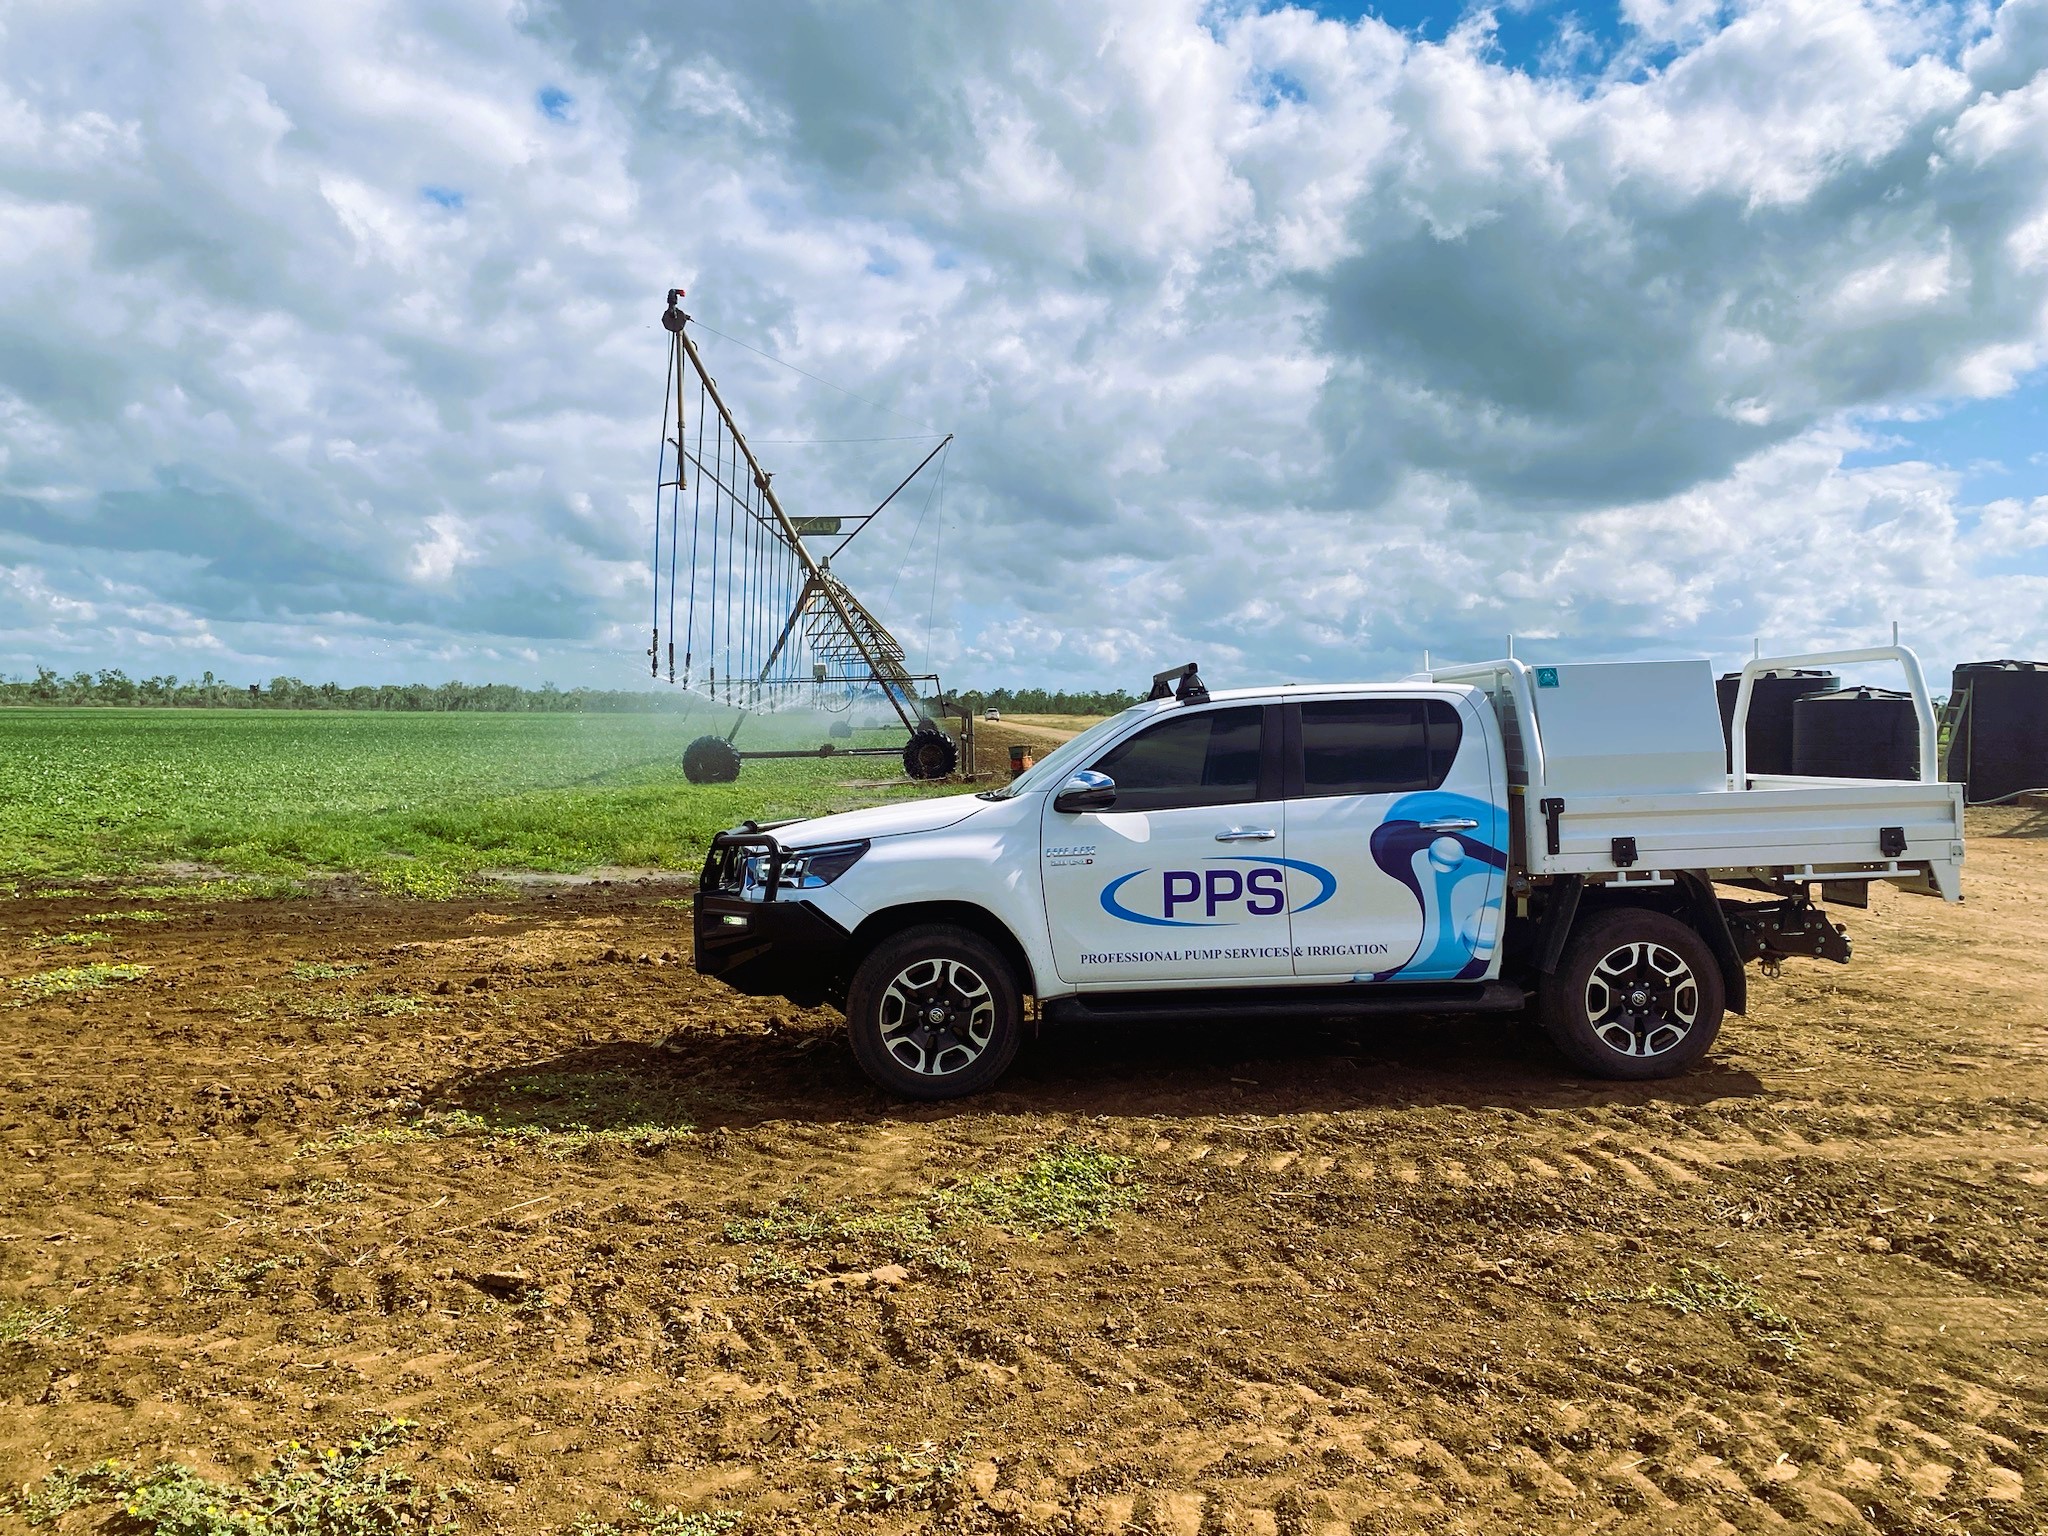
[878, 958, 996, 1076]
[1583, 940, 1700, 1057]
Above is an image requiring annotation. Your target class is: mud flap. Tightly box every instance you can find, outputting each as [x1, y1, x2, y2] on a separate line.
[1676, 871, 1749, 1017]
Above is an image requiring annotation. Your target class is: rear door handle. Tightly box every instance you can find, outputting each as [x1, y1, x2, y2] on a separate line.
[1419, 817, 1479, 833]
[1215, 828, 1277, 841]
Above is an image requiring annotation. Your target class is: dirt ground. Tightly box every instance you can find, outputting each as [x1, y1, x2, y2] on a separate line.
[3, 807, 2046, 1534]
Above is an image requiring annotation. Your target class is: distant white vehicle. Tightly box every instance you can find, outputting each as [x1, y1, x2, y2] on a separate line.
[984, 708, 1001, 721]
[695, 650, 1962, 1098]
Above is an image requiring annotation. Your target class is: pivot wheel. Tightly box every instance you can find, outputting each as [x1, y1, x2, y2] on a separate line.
[901, 728, 958, 781]
[682, 735, 742, 784]
[847, 925, 1022, 1099]
[1540, 908, 1724, 1080]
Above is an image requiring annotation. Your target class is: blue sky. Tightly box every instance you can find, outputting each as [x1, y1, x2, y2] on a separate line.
[1307, 0, 1627, 69]
[0, 0, 2044, 695]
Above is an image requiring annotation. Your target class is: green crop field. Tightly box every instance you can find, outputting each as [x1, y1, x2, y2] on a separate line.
[0, 709, 957, 896]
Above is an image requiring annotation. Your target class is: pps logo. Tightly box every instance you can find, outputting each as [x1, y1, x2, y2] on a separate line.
[1100, 857, 1336, 928]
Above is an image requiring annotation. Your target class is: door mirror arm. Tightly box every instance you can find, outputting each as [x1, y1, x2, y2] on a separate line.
[1053, 769, 1116, 813]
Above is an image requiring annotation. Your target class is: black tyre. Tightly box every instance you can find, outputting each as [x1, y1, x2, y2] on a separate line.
[1539, 908, 1725, 1080]
[682, 735, 742, 784]
[902, 728, 958, 780]
[846, 925, 1022, 1099]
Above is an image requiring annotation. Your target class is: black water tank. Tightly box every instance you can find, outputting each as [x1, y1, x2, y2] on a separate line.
[1717, 669, 1839, 773]
[1950, 659, 2048, 803]
[1792, 687, 1921, 780]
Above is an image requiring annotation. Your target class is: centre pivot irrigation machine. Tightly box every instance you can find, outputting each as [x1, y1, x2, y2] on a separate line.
[647, 289, 960, 784]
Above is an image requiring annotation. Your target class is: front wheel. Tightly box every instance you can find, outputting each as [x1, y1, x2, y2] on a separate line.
[846, 925, 1022, 1099]
[1540, 908, 1724, 1080]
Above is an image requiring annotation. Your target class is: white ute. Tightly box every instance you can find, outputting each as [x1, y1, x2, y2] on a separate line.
[693, 650, 1964, 1098]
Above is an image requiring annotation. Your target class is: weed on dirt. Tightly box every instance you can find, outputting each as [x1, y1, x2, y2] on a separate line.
[2, 1419, 460, 1535]
[1583, 1261, 1804, 1358]
[290, 960, 366, 980]
[183, 1253, 306, 1299]
[815, 1441, 965, 1511]
[722, 1143, 1138, 1277]
[6, 961, 149, 1003]
[0, 1305, 71, 1344]
[302, 1092, 693, 1158]
[30, 931, 99, 948]
[940, 1141, 1141, 1235]
[250, 991, 431, 1024]
[725, 1194, 969, 1275]
[569, 1502, 742, 1536]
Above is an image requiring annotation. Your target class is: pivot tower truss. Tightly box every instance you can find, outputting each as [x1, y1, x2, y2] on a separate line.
[647, 289, 959, 781]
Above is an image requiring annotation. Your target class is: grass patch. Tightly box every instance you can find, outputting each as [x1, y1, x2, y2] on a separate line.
[7, 961, 150, 1003]
[742, 1251, 815, 1288]
[723, 1141, 1141, 1275]
[0, 1304, 72, 1343]
[289, 961, 365, 980]
[31, 931, 100, 947]
[1584, 1262, 1803, 1357]
[815, 1442, 964, 1511]
[81, 909, 172, 923]
[939, 1143, 1141, 1236]
[255, 991, 431, 1024]
[725, 1197, 969, 1275]
[571, 1503, 742, 1536]
[301, 1087, 693, 1158]
[111, 877, 305, 901]
[2, 1419, 462, 1534]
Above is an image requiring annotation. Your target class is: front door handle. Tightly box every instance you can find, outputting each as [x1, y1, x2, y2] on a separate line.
[1215, 828, 1277, 841]
[1418, 817, 1479, 833]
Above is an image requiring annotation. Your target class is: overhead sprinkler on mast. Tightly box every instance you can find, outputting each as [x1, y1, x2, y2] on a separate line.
[646, 288, 961, 783]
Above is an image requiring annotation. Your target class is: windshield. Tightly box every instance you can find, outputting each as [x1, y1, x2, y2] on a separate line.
[983, 705, 1161, 799]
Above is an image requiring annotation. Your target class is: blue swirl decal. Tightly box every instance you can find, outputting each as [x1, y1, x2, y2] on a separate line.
[1363, 792, 1508, 982]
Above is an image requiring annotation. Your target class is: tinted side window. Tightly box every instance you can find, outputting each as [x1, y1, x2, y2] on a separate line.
[1090, 706, 1264, 811]
[1297, 699, 1464, 797]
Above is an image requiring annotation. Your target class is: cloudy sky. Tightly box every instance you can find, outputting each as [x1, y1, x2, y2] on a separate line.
[2, 0, 2045, 695]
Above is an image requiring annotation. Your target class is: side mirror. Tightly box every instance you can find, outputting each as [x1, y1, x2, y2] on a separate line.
[1053, 769, 1116, 813]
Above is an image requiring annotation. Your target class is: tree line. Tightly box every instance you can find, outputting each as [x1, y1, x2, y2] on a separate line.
[945, 686, 1139, 716]
[0, 669, 1139, 717]
[1, 669, 702, 712]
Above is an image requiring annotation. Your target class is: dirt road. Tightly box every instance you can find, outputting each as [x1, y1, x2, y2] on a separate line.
[2, 807, 2044, 1533]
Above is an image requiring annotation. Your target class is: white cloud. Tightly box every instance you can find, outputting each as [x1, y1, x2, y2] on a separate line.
[0, 0, 2042, 697]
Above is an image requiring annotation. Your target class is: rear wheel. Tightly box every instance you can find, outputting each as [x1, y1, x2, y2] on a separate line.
[902, 728, 958, 780]
[847, 925, 1022, 1099]
[1540, 908, 1724, 1080]
[683, 735, 741, 784]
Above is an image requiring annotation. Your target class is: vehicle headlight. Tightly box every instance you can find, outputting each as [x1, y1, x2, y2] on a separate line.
[741, 840, 869, 897]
